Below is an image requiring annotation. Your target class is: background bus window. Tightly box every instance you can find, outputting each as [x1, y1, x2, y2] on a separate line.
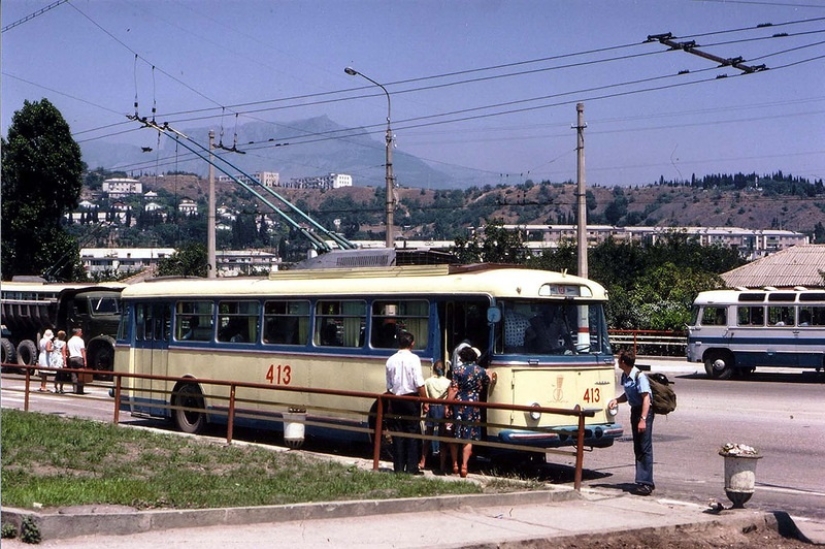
[768, 306, 793, 326]
[810, 307, 825, 326]
[176, 301, 214, 341]
[315, 300, 366, 348]
[217, 301, 260, 343]
[701, 306, 727, 326]
[737, 306, 764, 326]
[264, 300, 310, 345]
[370, 300, 429, 349]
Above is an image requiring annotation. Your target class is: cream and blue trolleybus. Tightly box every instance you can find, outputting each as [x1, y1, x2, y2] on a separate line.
[114, 263, 621, 458]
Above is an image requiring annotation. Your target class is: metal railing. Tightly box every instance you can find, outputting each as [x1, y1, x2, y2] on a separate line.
[7, 364, 601, 491]
[609, 329, 687, 357]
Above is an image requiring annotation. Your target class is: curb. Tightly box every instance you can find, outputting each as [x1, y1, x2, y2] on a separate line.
[1, 487, 581, 542]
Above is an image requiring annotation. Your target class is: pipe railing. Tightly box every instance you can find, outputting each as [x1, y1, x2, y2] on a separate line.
[7, 364, 601, 491]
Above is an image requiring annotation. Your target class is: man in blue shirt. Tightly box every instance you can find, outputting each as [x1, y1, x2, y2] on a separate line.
[609, 350, 655, 495]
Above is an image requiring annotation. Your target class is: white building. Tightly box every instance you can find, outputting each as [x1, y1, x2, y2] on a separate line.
[102, 178, 143, 198]
[285, 173, 352, 190]
[495, 225, 809, 259]
[79, 248, 280, 278]
[178, 198, 198, 216]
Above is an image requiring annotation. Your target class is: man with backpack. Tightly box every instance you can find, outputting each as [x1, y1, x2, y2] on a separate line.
[608, 350, 655, 496]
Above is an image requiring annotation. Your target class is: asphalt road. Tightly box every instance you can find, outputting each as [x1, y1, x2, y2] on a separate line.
[2, 360, 824, 522]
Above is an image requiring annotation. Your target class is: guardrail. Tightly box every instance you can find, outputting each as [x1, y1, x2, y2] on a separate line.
[5, 363, 599, 491]
[609, 329, 687, 357]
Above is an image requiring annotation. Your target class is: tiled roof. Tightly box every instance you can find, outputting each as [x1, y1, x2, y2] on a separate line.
[722, 245, 825, 289]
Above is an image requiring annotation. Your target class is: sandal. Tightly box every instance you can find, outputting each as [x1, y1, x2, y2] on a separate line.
[460, 466, 468, 478]
[37, 388, 48, 392]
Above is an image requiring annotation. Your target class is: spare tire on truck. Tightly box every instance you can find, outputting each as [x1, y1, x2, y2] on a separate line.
[86, 335, 116, 381]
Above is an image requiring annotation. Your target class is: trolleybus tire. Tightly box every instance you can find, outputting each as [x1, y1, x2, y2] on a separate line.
[704, 351, 734, 380]
[173, 383, 207, 434]
[16, 339, 38, 368]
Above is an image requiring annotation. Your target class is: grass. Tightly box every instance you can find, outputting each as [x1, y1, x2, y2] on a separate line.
[0, 409, 484, 510]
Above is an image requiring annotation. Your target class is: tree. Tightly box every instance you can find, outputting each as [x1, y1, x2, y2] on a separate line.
[1, 99, 85, 280]
[156, 243, 208, 277]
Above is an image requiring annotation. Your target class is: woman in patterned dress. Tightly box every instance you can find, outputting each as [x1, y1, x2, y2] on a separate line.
[448, 346, 490, 477]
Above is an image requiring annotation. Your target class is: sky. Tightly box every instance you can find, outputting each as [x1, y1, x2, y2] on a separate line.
[2, 0, 824, 188]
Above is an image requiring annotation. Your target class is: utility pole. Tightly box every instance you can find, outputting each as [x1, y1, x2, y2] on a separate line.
[575, 103, 588, 279]
[207, 130, 216, 279]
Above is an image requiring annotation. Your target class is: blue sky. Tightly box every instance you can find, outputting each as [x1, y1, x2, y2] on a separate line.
[2, 0, 824, 187]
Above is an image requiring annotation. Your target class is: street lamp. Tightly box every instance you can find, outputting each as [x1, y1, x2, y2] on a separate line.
[345, 66, 395, 248]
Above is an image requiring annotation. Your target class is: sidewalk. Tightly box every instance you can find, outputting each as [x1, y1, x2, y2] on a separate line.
[4, 483, 822, 548]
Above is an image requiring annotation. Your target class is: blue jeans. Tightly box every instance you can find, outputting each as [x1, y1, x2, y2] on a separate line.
[630, 407, 655, 487]
[424, 404, 446, 454]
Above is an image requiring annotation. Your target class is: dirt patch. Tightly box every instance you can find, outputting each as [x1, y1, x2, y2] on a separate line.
[528, 521, 812, 549]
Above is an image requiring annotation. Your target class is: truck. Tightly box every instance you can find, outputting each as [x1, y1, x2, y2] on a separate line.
[1, 280, 124, 376]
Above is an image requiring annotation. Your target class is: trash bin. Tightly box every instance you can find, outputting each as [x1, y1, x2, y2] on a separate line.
[283, 408, 306, 449]
[719, 443, 762, 508]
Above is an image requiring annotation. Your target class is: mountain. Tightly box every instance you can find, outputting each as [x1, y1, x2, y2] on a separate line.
[81, 116, 476, 190]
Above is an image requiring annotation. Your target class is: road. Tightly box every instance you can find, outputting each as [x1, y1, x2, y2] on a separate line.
[2, 361, 824, 522]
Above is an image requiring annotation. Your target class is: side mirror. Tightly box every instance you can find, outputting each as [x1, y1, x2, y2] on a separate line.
[487, 306, 501, 324]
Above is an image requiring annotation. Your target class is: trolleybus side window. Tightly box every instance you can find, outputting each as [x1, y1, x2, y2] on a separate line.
[263, 300, 309, 345]
[217, 300, 260, 343]
[370, 300, 429, 349]
[315, 300, 366, 348]
[135, 303, 170, 341]
[176, 301, 214, 341]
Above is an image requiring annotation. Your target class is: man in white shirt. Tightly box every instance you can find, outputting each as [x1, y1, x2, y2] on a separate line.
[67, 328, 87, 395]
[385, 331, 428, 474]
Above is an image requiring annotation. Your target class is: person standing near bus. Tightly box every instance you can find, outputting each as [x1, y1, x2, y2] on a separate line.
[385, 331, 428, 474]
[37, 329, 54, 392]
[418, 360, 450, 473]
[608, 350, 655, 496]
[67, 328, 87, 395]
[448, 346, 490, 478]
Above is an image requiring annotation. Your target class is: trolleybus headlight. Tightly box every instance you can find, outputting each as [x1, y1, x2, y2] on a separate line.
[528, 402, 542, 421]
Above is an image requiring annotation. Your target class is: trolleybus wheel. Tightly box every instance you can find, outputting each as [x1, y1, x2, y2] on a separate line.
[704, 351, 734, 380]
[173, 383, 207, 434]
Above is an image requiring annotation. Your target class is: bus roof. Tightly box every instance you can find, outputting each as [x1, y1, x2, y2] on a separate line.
[695, 288, 825, 304]
[120, 264, 608, 301]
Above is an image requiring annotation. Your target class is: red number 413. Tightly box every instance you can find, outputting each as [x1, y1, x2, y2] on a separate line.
[266, 364, 292, 385]
[582, 387, 600, 403]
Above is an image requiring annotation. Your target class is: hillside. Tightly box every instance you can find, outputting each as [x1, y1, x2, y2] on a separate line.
[130, 175, 825, 239]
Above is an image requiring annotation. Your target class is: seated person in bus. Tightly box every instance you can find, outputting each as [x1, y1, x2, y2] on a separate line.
[524, 307, 573, 354]
[798, 310, 811, 326]
[219, 318, 247, 343]
[181, 316, 199, 340]
[319, 320, 342, 346]
[265, 317, 299, 344]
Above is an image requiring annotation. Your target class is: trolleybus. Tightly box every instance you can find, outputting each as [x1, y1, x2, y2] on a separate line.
[114, 263, 621, 456]
[687, 287, 825, 378]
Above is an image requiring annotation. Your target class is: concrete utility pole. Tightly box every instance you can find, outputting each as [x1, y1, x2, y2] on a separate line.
[207, 130, 216, 279]
[575, 103, 588, 279]
[344, 67, 395, 248]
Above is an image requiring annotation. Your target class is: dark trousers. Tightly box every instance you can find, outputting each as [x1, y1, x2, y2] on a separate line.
[390, 396, 421, 473]
[68, 357, 85, 394]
